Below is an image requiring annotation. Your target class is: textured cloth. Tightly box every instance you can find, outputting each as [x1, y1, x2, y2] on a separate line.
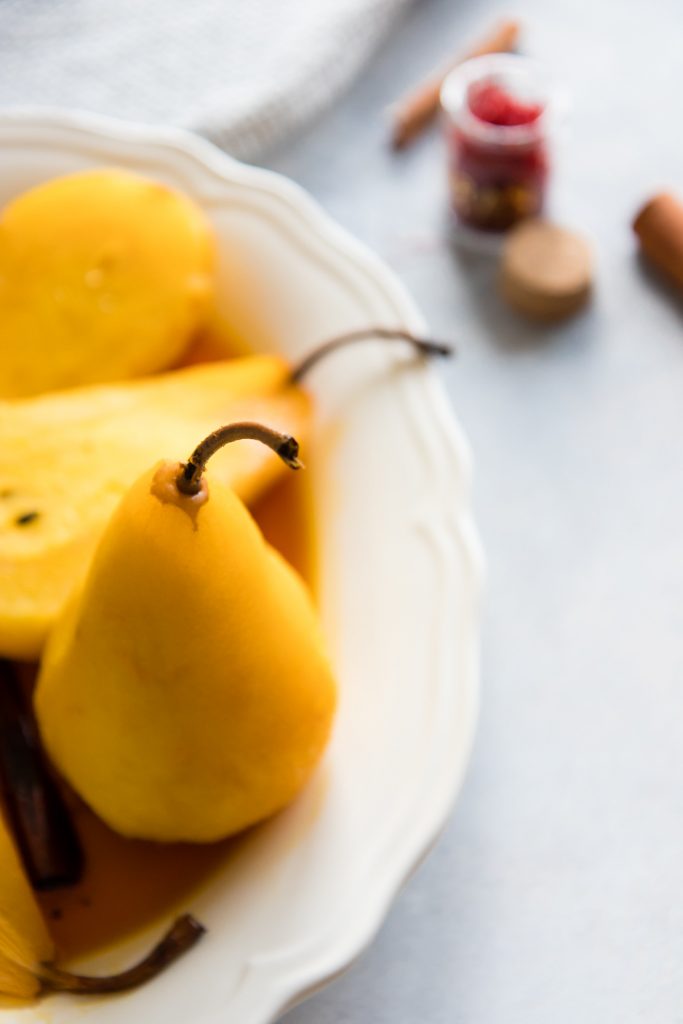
[0, 0, 409, 158]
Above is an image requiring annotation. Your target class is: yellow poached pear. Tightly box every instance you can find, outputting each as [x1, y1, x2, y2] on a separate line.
[35, 424, 336, 843]
[0, 169, 214, 398]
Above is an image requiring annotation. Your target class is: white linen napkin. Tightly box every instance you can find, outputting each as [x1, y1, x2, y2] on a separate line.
[0, 0, 410, 157]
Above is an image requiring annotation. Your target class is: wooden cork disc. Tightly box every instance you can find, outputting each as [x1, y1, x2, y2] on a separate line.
[500, 220, 593, 320]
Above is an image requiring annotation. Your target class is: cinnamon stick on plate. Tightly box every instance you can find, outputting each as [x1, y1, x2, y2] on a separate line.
[390, 18, 521, 150]
[0, 659, 83, 890]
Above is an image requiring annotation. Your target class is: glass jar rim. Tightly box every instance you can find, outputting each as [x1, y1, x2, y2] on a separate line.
[441, 53, 556, 147]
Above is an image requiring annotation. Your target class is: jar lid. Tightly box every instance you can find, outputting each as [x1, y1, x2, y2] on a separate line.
[499, 219, 593, 320]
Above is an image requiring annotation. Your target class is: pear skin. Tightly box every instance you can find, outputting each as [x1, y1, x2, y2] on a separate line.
[0, 813, 53, 1000]
[0, 356, 310, 660]
[35, 460, 336, 843]
[0, 169, 214, 398]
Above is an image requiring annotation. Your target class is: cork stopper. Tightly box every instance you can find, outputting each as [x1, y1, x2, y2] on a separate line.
[499, 219, 593, 321]
[633, 192, 683, 290]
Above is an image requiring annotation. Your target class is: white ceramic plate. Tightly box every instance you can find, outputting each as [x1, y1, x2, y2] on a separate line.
[0, 110, 483, 1024]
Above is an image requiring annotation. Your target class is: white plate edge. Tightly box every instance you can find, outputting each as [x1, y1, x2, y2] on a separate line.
[0, 107, 486, 1022]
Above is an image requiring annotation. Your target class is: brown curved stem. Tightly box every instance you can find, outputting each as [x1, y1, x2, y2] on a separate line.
[39, 914, 205, 995]
[177, 421, 303, 497]
[290, 327, 453, 384]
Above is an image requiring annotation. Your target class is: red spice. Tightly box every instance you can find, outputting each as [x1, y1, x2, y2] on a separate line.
[468, 81, 543, 126]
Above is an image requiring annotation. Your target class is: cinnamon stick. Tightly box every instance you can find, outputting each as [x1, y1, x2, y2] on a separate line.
[390, 18, 521, 150]
[0, 660, 83, 890]
[633, 192, 683, 291]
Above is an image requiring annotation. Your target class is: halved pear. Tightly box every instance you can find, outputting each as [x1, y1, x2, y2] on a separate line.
[0, 356, 309, 660]
[0, 813, 53, 1000]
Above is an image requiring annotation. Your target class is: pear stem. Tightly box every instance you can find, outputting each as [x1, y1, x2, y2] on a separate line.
[177, 421, 303, 497]
[289, 327, 452, 383]
[39, 914, 205, 995]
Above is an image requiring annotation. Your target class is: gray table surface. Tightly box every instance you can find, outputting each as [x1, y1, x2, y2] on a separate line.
[266, 0, 683, 1021]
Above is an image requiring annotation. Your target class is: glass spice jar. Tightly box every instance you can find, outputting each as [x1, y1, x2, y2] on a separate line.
[441, 54, 554, 234]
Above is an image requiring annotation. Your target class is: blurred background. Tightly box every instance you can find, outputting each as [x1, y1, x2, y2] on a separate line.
[4, 1, 683, 1021]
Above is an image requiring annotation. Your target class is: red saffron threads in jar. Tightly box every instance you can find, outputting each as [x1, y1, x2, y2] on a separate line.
[469, 81, 543, 127]
[441, 55, 553, 233]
